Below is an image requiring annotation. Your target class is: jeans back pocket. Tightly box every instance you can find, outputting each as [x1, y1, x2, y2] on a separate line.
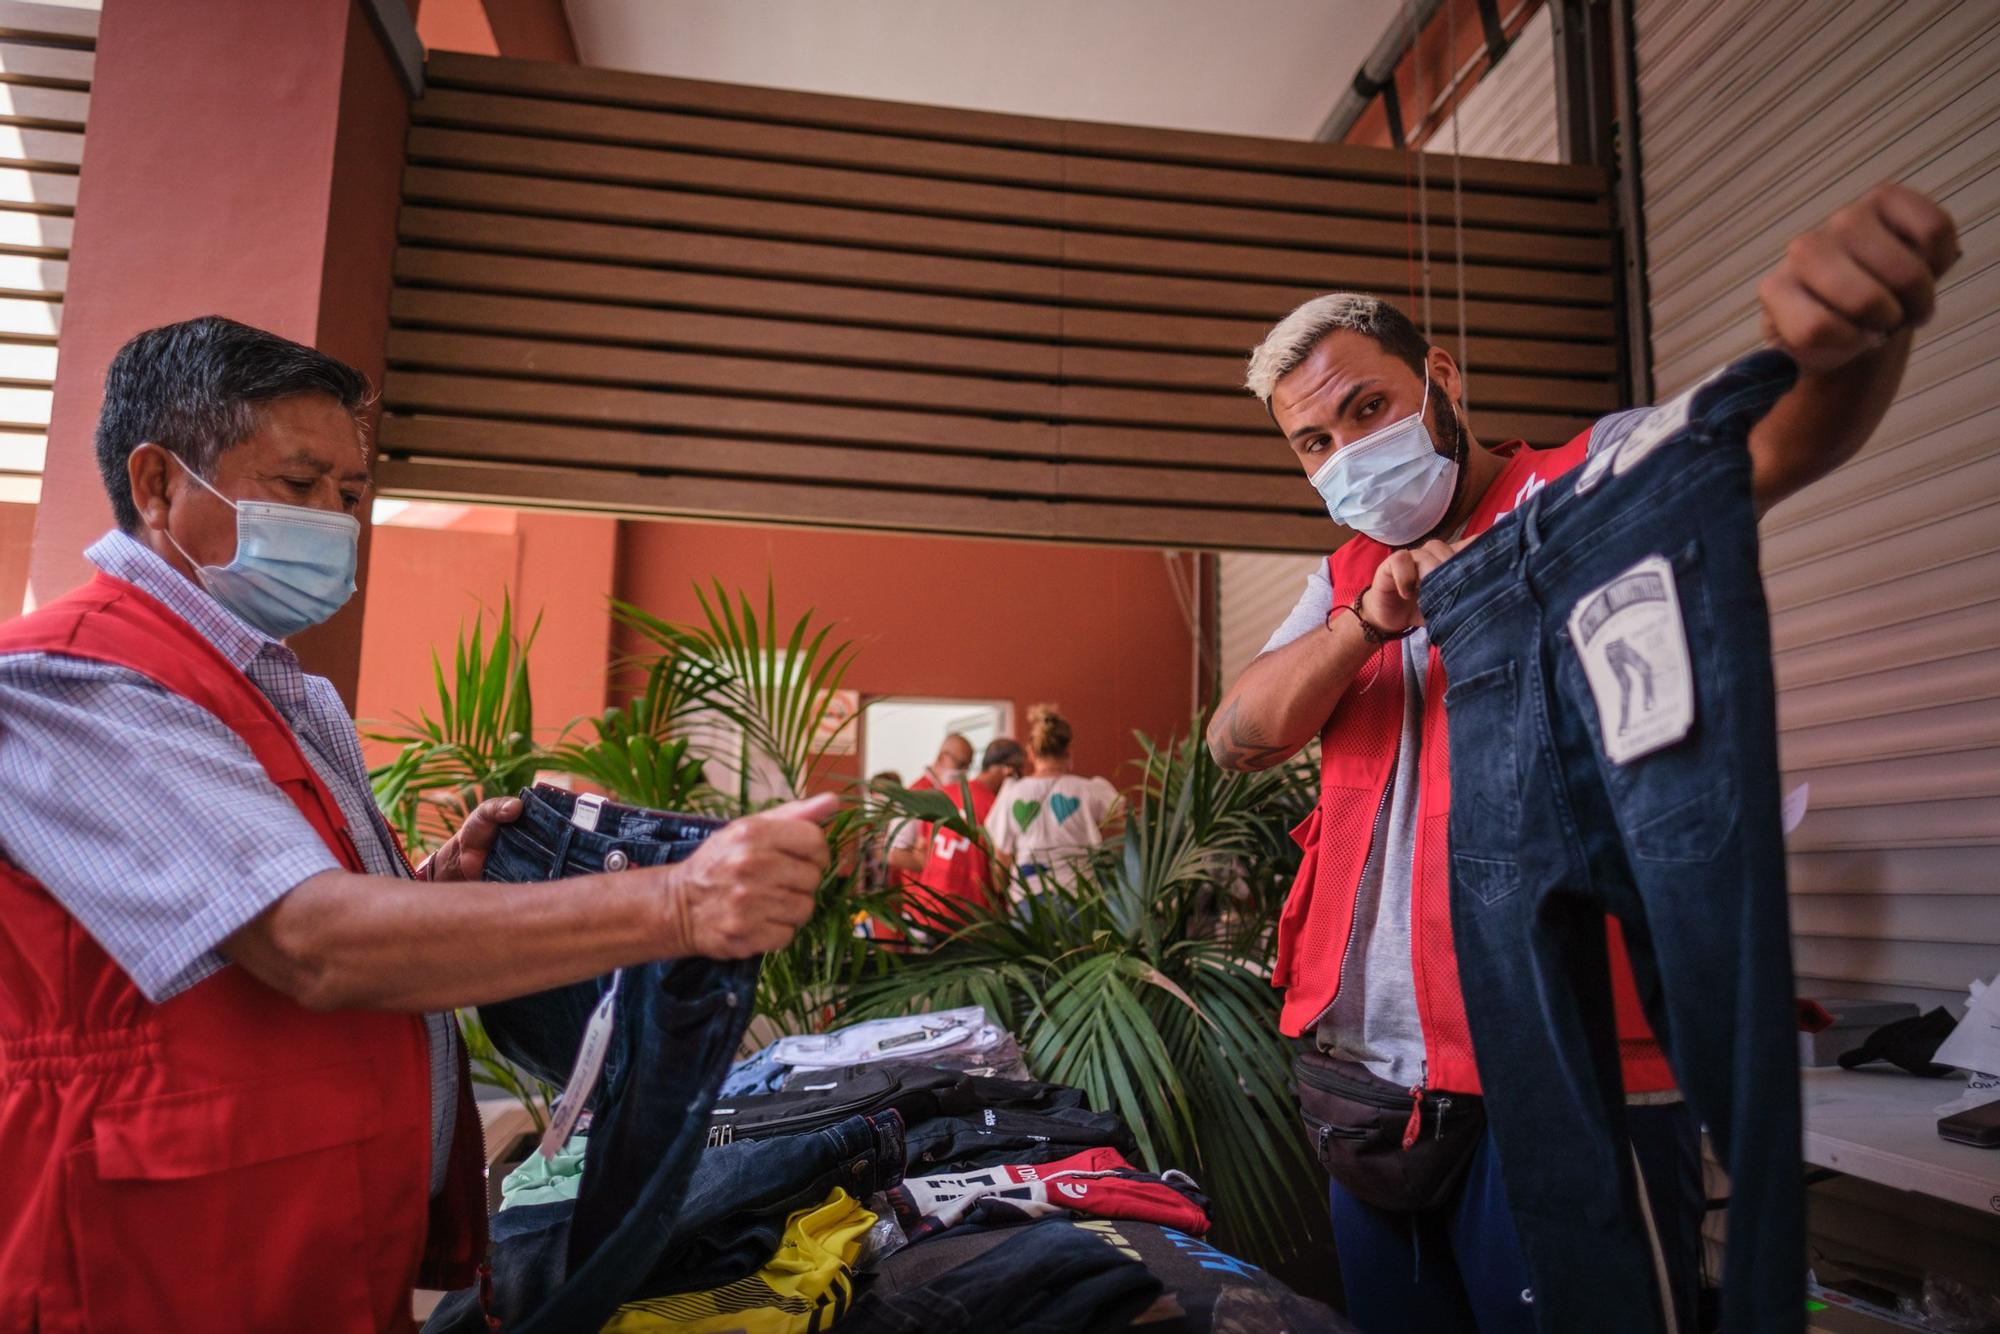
[1442, 661, 1524, 905]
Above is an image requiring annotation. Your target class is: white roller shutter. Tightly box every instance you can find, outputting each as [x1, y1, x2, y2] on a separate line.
[1633, 0, 2000, 1014]
[1438, 3, 1559, 165]
[1219, 551, 1322, 689]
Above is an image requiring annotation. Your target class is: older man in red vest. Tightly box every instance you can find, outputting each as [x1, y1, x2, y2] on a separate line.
[1210, 185, 1958, 1333]
[0, 316, 835, 1330]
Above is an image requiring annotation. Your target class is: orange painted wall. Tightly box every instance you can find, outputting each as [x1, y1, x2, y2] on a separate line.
[355, 509, 619, 765]
[354, 509, 1197, 788]
[0, 501, 32, 617]
[415, 0, 578, 61]
[612, 519, 1199, 786]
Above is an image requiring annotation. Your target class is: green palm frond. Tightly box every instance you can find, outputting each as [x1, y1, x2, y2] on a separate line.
[842, 730, 1320, 1264]
[365, 594, 545, 854]
[610, 579, 860, 804]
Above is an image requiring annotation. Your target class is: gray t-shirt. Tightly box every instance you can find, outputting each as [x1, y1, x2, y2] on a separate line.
[1266, 414, 1647, 1085]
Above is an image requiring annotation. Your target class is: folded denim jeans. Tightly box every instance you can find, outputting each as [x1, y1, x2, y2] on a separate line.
[425, 785, 756, 1334]
[1417, 349, 1803, 1334]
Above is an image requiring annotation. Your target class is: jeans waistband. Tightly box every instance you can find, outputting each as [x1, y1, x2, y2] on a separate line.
[1419, 347, 1795, 643]
[508, 783, 724, 877]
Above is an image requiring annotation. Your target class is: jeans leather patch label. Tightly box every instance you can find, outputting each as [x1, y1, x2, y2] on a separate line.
[1567, 554, 1695, 765]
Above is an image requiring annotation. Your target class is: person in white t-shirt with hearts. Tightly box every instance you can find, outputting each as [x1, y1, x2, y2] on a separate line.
[984, 703, 1121, 896]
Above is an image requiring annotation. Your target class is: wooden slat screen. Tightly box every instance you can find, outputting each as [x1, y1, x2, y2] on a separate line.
[0, 0, 92, 506]
[380, 51, 1623, 551]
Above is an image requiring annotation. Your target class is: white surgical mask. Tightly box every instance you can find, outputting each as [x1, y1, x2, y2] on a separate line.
[1308, 377, 1460, 546]
[164, 454, 361, 640]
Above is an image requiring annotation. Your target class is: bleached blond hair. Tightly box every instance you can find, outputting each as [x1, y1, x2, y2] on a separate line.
[1243, 292, 1429, 404]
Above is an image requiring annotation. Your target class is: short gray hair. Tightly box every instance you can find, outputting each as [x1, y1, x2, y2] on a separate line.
[95, 315, 373, 532]
[1243, 292, 1429, 404]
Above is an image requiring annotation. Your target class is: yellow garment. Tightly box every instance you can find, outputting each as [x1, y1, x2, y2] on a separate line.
[602, 1188, 877, 1334]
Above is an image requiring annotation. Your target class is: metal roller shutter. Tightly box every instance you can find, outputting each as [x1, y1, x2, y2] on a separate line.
[1633, 0, 2000, 1013]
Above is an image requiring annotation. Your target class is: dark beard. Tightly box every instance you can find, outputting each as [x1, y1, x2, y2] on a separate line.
[1396, 377, 1471, 548]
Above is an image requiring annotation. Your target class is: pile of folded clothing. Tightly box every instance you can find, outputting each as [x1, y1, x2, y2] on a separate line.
[444, 999, 1354, 1333]
[425, 790, 1352, 1333]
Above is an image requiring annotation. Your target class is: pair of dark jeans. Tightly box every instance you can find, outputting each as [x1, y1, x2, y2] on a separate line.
[844, 1215, 1164, 1334]
[425, 785, 756, 1334]
[1416, 350, 1803, 1334]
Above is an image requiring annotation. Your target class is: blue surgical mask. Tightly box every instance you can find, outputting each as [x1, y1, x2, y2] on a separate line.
[165, 454, 360, 640]
[1307, 376, 1459, 546]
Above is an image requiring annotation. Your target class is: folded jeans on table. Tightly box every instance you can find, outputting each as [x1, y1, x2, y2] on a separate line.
[1416, 348, 1803, 1334]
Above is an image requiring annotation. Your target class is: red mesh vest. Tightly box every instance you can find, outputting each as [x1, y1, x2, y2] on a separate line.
[1273, 437, 1676, 1096]
[0, 574, 485, 1332]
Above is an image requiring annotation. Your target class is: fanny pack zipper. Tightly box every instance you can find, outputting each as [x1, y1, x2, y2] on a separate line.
[1293, 1054, 1419, 1109]
[1295, 1056, 1458, 1153]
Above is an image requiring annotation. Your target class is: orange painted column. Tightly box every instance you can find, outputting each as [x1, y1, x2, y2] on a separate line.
[26, 0, 412, 706]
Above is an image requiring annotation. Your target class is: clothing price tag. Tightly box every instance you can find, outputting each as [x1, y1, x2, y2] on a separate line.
[538, 968, 621, 1158]
[1568, 554, 1695, 765]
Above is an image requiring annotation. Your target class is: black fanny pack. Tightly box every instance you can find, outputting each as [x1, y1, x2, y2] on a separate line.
[1292, 1048, 1485, 1213]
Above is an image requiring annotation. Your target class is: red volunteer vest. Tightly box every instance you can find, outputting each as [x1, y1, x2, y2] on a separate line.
[1273, 437, 1676, 1096]
[0, 574, 485, 1332]
[911, 781, 1000, 926]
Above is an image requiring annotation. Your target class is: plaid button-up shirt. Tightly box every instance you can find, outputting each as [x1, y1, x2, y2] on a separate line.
[0, 529, 457, 1193]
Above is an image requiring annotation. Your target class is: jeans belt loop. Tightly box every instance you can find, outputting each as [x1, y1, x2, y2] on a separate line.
[1518, 485, 1550, 604]
[546, 820, 578, 881]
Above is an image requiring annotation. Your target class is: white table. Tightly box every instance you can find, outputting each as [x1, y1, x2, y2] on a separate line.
[1801, 1066, 2000, 1215]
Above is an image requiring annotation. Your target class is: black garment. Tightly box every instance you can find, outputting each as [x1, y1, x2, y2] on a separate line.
[1417, 350, 1804, 1334]
[904, 1103, 1137, 1173]
[865, 1219, 1355, 1334]
[710, 1063, 1089, 1148]
[425, 786, 754, 1334]
[1837, 1008, 1962, 1078]
[843, 1216, 1163, 1334]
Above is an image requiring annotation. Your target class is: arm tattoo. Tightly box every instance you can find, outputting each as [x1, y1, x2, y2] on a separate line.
[1206, 698, 1295, 772]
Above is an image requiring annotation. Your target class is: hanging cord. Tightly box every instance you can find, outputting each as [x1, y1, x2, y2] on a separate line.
[1410, 0, 1432, 339]
[1450, 0, 1469, 406]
